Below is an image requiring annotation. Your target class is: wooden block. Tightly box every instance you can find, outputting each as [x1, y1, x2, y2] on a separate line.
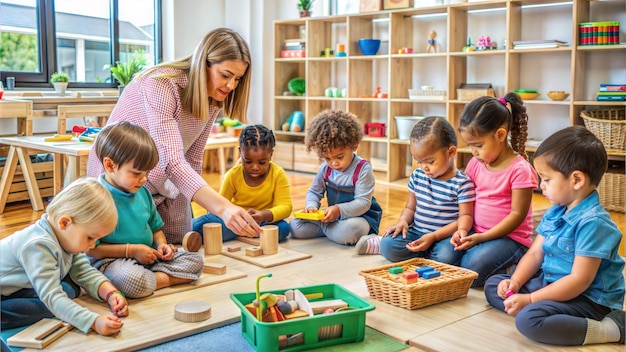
[400, 277, 418, 285]
[174, 301, 212, 322]
[182, 231, 202, 252]
[203, 262, 226, 275]
[7, 318, 73, 349]
[387, 273, 401, 281]
[245, 247, 263, 257]
[309, 299, 348, 314]
[402, 271, 418, 280]
[422, 270, 441, 279]
[389, 266, 403, 274]
[415, 266, 434, 275]
[226, 245, 241, 252]
[236, 236, 260, 246]
[284, 309, 309, 320]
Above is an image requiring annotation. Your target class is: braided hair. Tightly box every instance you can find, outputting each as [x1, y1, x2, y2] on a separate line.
[239, 124, 276, 152]
[458, 92, 529, 160]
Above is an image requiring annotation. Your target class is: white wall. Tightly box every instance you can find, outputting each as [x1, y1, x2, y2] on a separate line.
[161, 0, 323, 127]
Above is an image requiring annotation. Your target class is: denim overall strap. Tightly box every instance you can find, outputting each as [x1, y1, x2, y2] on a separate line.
[324, 159, 382, 234]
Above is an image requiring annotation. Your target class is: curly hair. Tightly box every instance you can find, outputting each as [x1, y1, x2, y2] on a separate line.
[304, 109, 364, 157]
[458, 92, 529, 160]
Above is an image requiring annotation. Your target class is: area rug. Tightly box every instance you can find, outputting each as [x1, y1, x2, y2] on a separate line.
[138, 322, 408, 352]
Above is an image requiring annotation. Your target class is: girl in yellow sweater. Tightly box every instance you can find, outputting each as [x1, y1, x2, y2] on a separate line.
[192, 125, 292, 241]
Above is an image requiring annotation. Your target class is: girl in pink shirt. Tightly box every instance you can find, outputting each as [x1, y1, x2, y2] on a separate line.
[453, 92, 538, 287]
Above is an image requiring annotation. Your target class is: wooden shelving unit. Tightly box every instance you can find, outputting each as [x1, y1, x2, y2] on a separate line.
[273, 0, 625, 187]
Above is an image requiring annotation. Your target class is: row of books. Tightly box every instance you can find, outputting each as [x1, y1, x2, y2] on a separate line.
[512, 40, 567, 49]
[579, 21, 621, 46]
[597, 84, 626, 101]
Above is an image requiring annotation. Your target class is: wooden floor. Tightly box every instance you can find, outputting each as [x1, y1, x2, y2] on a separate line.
[0, 170, 624, 351]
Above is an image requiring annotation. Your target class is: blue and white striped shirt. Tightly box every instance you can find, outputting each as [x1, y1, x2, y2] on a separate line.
[408, 168, 475, 233]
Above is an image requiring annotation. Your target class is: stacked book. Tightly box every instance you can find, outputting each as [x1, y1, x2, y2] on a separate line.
[597, 84, 626, 101]
[513, 40, 568, 49]
[280, 39, 306, 58]
[579, 21, 620, 46]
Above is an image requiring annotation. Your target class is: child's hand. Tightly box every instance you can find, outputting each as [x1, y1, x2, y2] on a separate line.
[383, 222, 409, 238]
[92, 315, 123, 336]
[304, 207, 318, 213]
[497, 279, 515, 299]
[247, 208, 264, 224]
[107, 292, 129, 317]
[133, 244, 160, 264]
[452, 232, 478, 251]
[406, 233, 435, 252]
[322, 205, 340, 222]
[503, 293, 531, 316]
[157, 243, 175, 261]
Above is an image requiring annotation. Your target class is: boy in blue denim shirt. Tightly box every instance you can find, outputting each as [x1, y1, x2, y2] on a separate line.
[484, 126, 624, 346]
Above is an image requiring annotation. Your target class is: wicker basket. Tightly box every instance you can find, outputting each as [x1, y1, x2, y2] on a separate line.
[408, 89, 447, 101]
[580, 109, 626, 152]
[359, 258, 478, 310]
[598, 168, 625, 213]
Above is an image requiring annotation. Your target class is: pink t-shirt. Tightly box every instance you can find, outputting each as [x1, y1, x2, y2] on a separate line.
[464, 155, 538, 247]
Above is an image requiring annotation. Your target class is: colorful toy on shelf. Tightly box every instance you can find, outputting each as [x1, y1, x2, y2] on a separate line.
[426, 30, 437, 53]
[475, 36, 497, 50]
[281, 110, 305, 132]
[287, 77, 306, 96]
[462, 37, 474, 52]
[336, 43, 346, 57]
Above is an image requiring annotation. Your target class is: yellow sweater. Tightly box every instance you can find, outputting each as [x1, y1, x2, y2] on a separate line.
[220, 162, 292, 222]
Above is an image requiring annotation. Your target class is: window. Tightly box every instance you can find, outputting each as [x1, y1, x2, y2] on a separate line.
[0, 0, 160, 88]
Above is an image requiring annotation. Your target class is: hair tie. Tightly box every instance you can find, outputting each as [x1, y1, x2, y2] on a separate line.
[498, 97, 507, 106]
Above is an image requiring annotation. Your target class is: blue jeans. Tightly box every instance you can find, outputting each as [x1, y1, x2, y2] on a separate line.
[457, 236, 527, 287]
[192, 213, 290, 242]
[380, 226, 462, 264]
[1, 276, 80, 329]
[485, 273, 612, 345]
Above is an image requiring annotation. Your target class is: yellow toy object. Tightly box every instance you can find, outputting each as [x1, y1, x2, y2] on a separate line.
[294, 209, 324, 220]
[44, 134, 73, 142]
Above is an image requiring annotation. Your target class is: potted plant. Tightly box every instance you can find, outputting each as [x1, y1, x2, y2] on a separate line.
[50, 71, 70, 94]
[298, 0, 314, 17]
[109, 58, 145, 93]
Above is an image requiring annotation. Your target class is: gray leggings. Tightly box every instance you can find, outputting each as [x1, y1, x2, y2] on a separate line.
[485, 273, 612, 345]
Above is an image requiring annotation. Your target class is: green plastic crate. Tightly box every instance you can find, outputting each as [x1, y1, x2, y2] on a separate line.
[230, 283, 375, 351]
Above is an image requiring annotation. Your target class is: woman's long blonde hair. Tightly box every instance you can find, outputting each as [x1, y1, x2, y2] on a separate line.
[136, 28, 252, 122]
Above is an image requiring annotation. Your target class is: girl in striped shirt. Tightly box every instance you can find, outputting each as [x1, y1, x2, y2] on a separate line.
[356, 116, 475, 264]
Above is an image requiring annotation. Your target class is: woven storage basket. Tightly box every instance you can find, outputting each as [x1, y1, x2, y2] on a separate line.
[580, 109, 626, 152]
[598, 168, 625, 213]
[359, 258, 478, 310]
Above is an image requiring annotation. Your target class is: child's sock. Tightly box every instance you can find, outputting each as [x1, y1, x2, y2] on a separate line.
[583, 310, 624, 345]
[355, 234, 380, 255]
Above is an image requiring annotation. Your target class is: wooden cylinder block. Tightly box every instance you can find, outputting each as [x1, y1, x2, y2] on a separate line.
[260, 224, 278, 255]
[203, 223, 222, 255]
[174, 301, 212, 323]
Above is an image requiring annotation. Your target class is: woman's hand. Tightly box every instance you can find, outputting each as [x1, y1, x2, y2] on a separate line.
[92, 315, 123, 336]
[222, 203, 261, 238]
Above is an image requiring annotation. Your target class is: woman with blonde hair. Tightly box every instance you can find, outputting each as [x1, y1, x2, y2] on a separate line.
[88, 28, 261, 243]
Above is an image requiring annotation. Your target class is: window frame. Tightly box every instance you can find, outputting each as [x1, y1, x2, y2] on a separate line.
[1, 0, 162, 89]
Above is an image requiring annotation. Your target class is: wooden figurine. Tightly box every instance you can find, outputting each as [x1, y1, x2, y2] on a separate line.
[426, 30, 437, 53]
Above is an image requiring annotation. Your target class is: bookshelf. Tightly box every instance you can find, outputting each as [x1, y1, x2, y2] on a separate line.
[273, 0, 625, 187]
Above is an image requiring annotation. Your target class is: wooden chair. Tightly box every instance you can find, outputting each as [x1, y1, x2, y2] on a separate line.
[55, 104, 116, 186]
[57, 104, 116, 134]
[0, 100, 53, 211]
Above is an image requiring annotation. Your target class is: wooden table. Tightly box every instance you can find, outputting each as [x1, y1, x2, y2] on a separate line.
[204, 135, 240, 176]
[0, 136, 93, 213]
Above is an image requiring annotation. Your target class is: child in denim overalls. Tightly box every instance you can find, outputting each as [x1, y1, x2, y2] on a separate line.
[289, 109, 382, 245]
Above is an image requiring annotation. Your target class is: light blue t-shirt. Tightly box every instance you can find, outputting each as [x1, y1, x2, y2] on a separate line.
[537, 191, 625, 310]
[98, 174, 164, 246]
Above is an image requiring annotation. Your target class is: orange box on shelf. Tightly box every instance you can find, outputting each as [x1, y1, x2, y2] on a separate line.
[280, 50, 305, 58]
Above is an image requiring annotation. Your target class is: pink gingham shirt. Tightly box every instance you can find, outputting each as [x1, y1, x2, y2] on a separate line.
[87, 67, 219, 202]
